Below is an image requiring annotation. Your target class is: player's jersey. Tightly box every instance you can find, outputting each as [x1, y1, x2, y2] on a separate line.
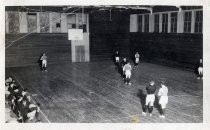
[199, 62, 203, 67]
[121, 60, 127, 67]
[115, 53, 119, 57]
[123, 64, 132, 71]
[146, 85, 156, 94]
[135, 54, 140, 58]
[158, 86, 168, 96]
[41, 55, 47, 61]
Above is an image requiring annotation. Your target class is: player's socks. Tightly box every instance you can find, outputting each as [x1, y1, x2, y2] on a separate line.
[162, 108, 165, 116]
[128, 79, 131, 85]
[149, 106, 153, 114]
[149, 113, 152, 117]
[143, 105, 148, 113]
[159, 108, 163, 115]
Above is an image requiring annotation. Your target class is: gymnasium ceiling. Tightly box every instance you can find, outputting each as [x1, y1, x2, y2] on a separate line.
[5, 6, 202, 14]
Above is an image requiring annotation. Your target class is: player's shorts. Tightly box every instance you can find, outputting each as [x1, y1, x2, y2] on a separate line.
[42, 60, 47, 67]
[115, 57, 119, 62]
[198, 67, 203, 75]
[125, 70, 131, 78]
[135, 58, 139, 63]
[145, 94, 155, 106]
[159, 96, 168, 109]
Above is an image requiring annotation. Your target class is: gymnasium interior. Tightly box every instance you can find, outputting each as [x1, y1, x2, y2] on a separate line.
[5, 5, 203, 123]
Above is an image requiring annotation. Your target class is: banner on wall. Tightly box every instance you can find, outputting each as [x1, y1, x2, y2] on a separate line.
[68, 29, 83, 40]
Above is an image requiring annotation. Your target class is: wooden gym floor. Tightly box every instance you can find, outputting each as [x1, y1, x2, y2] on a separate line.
[5, 61, 203, 123]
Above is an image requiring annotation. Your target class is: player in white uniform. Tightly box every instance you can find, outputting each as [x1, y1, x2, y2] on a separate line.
[114, 51, 120, 66]
[40, 53, 47, 72]
[123, 62, 132, 85]
[134, 52, 140, 67]
[121, 58, 127, 80]
[158, 81, 168, 118]
[197, 59, 203, 79]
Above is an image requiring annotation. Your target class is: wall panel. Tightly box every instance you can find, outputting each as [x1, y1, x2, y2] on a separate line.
[8, 12, 19, 33]
[129, 33, 203, 69]
[52, 13, 61, 33]
[40, 13, 50, 33]
[28, 13, 37, 33]
[5, 33, 71, 67]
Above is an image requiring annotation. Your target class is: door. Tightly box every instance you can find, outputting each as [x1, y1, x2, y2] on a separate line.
[75, 45, 85, 62]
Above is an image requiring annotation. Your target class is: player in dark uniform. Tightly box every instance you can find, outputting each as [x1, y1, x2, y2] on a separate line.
[40, 53, 48, 72]
[197, 59, 203, 79]
[121, 58, 127, 80]
[142, 81, 156, 117]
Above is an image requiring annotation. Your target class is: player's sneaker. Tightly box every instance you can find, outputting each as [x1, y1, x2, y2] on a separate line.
[142, 112, 146, 116]
[197, 77, 200, 79]
[159, 115, 165, 119]
[149, 113, 152, 117]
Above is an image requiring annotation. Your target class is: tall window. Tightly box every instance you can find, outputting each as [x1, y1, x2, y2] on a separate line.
[154, 14, 159, 32]
[144, 15, 149, 32]
[138, 15, 143, 32]
[171, 12, 177, 33]
[184, 11, 192, 33]
[195, 11, 203, 33]
[162, 13, 168, 33]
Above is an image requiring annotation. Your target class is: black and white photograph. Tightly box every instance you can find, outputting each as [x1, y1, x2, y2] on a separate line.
[3, 5, 204, 123]
[1, 0, 210, 129]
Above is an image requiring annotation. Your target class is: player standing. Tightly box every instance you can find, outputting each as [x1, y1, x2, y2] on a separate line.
[197, 59, 203, 79]
[134, 52, 140, 67]
[40, 53, 48, 72]
[114, 51, 120, 66]
[121, 58, 127, 80]
[158, 81, 168, 119]
[123, 62, 132, 85]
[142, 81, 156, 117]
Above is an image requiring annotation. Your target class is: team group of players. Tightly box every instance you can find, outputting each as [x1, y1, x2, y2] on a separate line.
[113, 50, 203, 119]
[114, 50, 168, 118]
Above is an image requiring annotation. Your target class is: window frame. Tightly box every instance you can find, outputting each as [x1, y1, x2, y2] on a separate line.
[162, 13, 168, 33]
[183, 11, 192, 33]
[154, 14, 159, 32]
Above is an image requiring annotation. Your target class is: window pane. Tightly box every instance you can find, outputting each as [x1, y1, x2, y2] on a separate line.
[144, 15, 149, 32]
[138, 15, 142, 32]
[162, 13, 168, 33]
[195, 11, 203, 33]
[154, 14, 159, 32]
[171, 12, 177, 33]
[184, 12, 192, 33]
